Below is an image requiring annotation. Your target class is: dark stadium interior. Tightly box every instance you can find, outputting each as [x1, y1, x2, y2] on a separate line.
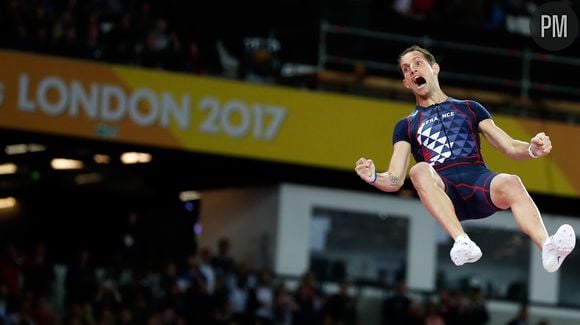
[1, 0, 580, 324]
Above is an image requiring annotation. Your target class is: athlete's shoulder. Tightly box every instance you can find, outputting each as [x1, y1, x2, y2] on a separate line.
[452, 98, 493, 121]
[393, 113, 412, 143]
[449, 98, 490, 114]
[394, 116, 409, 130]
[448, 97, 485, 108]
[405, 107, 420, 120]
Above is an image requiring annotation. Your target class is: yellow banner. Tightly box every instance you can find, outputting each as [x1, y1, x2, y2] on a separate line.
[0, 50, 578, 197]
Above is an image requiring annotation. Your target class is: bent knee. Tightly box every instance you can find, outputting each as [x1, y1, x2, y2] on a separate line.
[409, 162, 441, 190]
[493, 174, 526, 197]
[494, 174, 523, 189]
[409, 162, 432, 181]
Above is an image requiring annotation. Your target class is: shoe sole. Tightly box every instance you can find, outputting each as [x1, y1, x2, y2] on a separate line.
[554, 224, 576, 256]
[451, 245, 482, 266]
[542, 225, 576, 272]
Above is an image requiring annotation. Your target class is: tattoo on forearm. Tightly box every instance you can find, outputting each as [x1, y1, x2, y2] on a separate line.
[386, 172, 399, 186]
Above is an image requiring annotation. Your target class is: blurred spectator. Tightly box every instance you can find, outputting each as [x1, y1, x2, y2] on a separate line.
[143, 18, 171, 68]
[0, 243, 24, 317]
[129, 290, 152, 325]
[464, 286, 489, 325]
[157, 281, 186, 325]
[31, 295, 60, 325]
[23, 242, 55, 301]
[506, 304, 529, 325]
[382, 280, 412, 325]
[241, 31, 281, 83]
[179, 253, 207, 293]
[65, 248, 98, 307]
[392, 0, 436, 21]
[212, 237, 235, 278]
[293, 271, 324, 325]
[211, 274, 231, 324]
[83, 12, 104, 60]
[323, 279, 358, 325]
[118, 212, 145, 272]
[0, 280, 10, 323]
[94, 270, 123, 318]
[424, 302, 445, 325]
[63, 302, 96, 325]
[198, 247, 216, 294]
[159, 261, 179, 298]
[106, 12, 140, 65]
[229, 266, 251, 325]
[184, 41, 203, 75]
[249, 270, 276, 325]
[437, 290, 464, 325]
[118, 305, 134, 325]
[274, 283, 297, 325]
[52, 11, 84, 58]
[216, 39, 240, 79]
[182, 253, 213, 325]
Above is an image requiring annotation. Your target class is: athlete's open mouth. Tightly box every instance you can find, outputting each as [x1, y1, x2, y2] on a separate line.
[414, 76, 427, 88]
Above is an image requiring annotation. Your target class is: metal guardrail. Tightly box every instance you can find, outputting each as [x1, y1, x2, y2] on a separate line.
[318, 21, 580, 100]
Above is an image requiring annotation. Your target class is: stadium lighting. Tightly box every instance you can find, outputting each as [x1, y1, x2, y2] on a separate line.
[120, 152, 152, 164]
[5, 144, 28, 155]
[0, 197, 16, 209]
[0, 163, 17, 175]
[5, 143, 46, 155]
[51, 158, 84, 170]
[179, 190, 201, 202]
[94, 154, 111, 164]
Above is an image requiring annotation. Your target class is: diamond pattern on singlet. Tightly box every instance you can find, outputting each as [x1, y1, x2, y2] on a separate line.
[416, 110, 477, 165]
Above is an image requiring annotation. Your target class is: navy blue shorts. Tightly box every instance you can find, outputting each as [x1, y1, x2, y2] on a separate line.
[438, 164, 504, 221]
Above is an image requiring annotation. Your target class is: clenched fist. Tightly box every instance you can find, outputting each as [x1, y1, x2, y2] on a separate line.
[529, 132, 552, 158]
[355, 157, 376, 183]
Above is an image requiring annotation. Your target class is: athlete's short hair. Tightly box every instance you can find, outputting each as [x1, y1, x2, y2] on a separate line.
[397, 45, 437, 74]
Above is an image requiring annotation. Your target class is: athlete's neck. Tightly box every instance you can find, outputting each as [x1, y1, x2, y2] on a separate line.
[416, 91, 448, 108]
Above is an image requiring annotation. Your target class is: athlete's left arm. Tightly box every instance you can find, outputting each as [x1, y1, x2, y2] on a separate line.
[479, 119, 552, 160]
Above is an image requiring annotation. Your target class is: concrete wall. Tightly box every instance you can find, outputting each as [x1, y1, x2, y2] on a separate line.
[199, 186, 279, 270]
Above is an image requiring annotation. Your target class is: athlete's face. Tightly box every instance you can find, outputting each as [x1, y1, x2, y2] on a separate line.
[399, 51, 440, 98]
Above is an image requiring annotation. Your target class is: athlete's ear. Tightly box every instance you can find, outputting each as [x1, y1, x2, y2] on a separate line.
[433, 63, 440, 76]
[402, 78, 410, 89]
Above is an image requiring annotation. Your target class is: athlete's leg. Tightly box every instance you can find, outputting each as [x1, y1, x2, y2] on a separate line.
[490, 173, 575, 272]
[410, 162, 482, 266]
[409, 162, 464, 240]
[489, 173, 548, 249]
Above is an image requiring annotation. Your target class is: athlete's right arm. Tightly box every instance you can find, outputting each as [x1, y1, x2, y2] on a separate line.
[355, 141, 411, 192]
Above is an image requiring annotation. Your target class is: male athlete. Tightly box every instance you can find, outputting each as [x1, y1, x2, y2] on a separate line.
[355, 45, 575, 272]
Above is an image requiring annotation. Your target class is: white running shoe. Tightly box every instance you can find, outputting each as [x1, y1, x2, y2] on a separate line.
[542, 224, 576, 273]
[450, 234, 483, 266]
